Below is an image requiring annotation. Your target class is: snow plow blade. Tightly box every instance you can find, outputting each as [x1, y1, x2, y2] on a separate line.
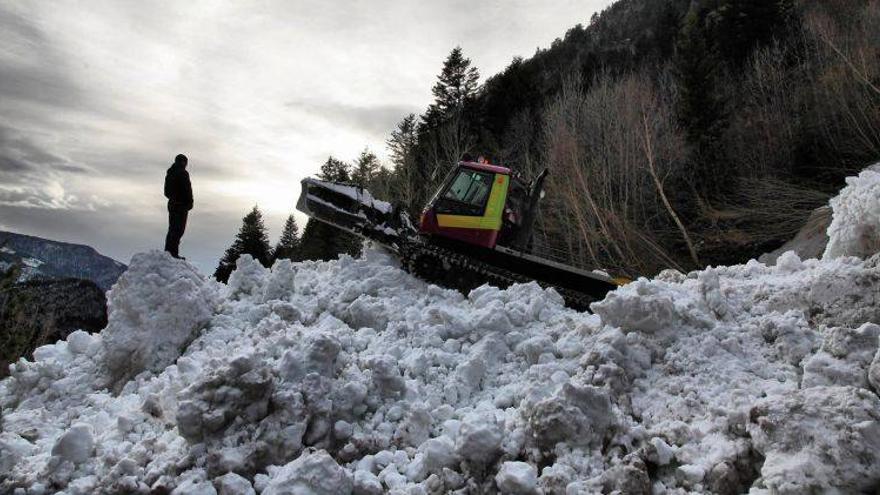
[296, 178, 414, 249]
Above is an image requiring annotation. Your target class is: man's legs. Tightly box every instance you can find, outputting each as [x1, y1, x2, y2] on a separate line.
[165, 207, 189, 258]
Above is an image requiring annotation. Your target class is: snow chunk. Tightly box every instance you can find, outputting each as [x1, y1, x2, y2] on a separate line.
[455, 410, 503, 464]
[0, 433, 35, 474]
[278, 332, 341, 381]
[406, 435, 457, 481]
[177, 355, 273, 443]
[749, 386, 880, 492]
[649, 437, 674, 466]
[51, 423, 94, 464]
[214, 472, 255, 495]
[824, 167, 880, 259]
[870, 347, 880, 393]
[173, 478, 218, 495]
[102, 251, 219, 382]
[523, 383, 614, 449]
[227, 254, 269, 299]
[802, 323, 880, 389]
[353, 469, 382, 495]
[365, 354, 406, 397]
[495, 461, 538, 494]
[591, 278, 691, 334]
[263, 450, 353, 495]
[66, 330, 97, 355]
[775, 250, 804, 272]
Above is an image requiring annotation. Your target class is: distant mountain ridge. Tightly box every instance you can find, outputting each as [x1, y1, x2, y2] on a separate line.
[0, 231, 126, 291]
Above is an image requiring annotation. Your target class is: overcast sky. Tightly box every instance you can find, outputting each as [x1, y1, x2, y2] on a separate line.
[0, 0, 612, 272]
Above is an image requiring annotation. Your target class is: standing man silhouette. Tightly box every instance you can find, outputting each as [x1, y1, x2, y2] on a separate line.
[164, 154, 193, 259]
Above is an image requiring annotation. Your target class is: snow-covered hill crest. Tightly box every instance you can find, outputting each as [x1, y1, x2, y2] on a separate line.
[0, 231, 127, 291]
[2, 169, 880, 494]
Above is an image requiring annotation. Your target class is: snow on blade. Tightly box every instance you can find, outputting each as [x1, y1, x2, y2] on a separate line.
[312, 180, 393, 214]
[2, 170, 880, 494]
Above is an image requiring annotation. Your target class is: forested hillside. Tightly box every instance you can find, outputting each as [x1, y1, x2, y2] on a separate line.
[298, 0, 879, 277]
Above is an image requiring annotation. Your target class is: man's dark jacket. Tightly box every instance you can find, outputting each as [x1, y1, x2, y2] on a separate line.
[164, 164, 193, 210]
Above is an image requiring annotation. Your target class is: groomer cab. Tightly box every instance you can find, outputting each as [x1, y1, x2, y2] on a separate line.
[419, 161, 546, 250]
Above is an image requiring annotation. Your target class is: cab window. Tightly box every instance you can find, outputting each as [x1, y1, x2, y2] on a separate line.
[444, 170, 493, 206]
[436, 170, 494, 215]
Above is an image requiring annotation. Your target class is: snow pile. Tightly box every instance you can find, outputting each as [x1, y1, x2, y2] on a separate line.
[2, 170, 880, 494]
[101, 251, 220, 384]
[824, 166, 880, 259]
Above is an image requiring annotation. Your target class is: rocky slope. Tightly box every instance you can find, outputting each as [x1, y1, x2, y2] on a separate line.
[0, 278, 107, 378]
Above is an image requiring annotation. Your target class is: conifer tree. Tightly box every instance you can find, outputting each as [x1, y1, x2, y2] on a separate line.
[388, 114, 419, 169]
[214, 205, 273, 282]
[387, 114, 420, 208]
[272, 215, 301, 263]
[351, 148, 380, 188]
[422, 46, 480, 128]
[319, 156, 351, 182]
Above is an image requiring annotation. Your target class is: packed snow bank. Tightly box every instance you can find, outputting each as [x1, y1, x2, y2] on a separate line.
[824, 165, 880, 260]
[2, 168, 880, 494]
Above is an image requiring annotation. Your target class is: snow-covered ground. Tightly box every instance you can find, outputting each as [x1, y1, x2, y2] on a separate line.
[2, 168, 880, 494]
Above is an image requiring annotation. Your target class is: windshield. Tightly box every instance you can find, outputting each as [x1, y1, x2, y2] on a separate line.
[443, 170, 493, 207]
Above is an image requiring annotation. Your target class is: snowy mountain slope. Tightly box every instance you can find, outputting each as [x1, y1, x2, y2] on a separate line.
[0, 231, 127, 291]
[1, 169, 880, 494]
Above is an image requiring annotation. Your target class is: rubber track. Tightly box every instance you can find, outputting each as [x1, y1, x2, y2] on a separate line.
[399, 240, 595, 311]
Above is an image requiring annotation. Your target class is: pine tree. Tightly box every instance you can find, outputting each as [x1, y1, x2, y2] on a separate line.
[351, 148, 380, 188]
[387, 114, 421, 209]
[319, 156, 351, 182]
[388, 114, 419, 168]
[214, 205, 273, 282]
[422, 46, 480, 129]
[272, 215, 301, 263]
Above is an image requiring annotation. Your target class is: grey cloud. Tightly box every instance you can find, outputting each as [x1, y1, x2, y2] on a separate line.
[0, 5, 44, 44]
[67, 144, 244, 186]
[285, 100, 421, 139]
[0, 124, 90, 178]
[53, 163, 91, 174]
[0, 5, 87, 110]
[0, 186, 77, 210]
[0, 156, 32, 172]
[0, 124, 94, 210]
[0, 65, 88, 111]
